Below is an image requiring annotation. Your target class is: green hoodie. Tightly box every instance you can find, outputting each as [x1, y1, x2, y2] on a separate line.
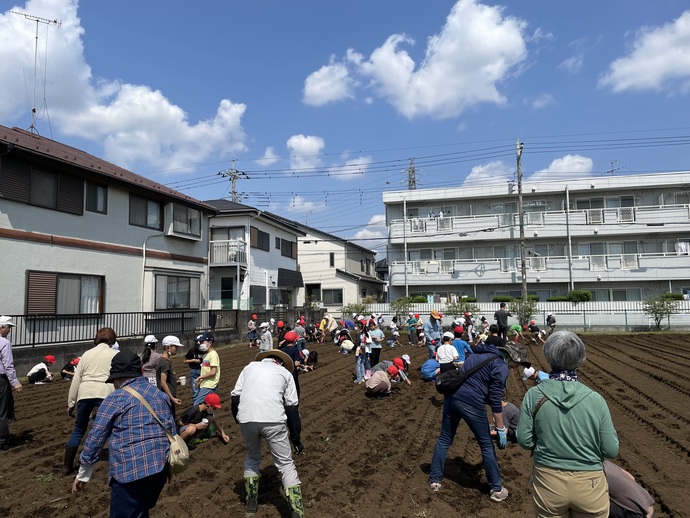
[517, 379, 619, 471]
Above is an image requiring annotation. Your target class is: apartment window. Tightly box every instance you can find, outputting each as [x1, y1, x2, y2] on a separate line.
[275, 237, 281, 250]
[249, 284, 267, 305]
[366, 259, 371, 275]
[329, 252, 335, 267]
[173, 203, 201, 236]
[26, 271, 103, 315]
[130, 194, 162, 230]
[85, 182, 107, 214]
[360, 260, 365, 272]
[323, 289, 343, 305]
[280, 239, 297, 258]
[155, 275, 200, 309]
[250, 226, 270, 251]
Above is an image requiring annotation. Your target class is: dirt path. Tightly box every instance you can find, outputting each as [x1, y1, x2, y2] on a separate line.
[0, 333, 686, 517]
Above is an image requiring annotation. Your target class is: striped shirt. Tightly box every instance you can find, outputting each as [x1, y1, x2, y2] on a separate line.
[79, 376, 174, 483]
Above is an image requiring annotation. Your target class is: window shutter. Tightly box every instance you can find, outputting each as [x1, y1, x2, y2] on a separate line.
[0, 156, 31, 203]
[57, 173, 84, 215]
[27, 271, 57, 314]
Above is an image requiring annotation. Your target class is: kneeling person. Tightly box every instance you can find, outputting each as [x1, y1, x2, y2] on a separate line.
[365, 365, 398, 397]
[177, 393, 229, 445]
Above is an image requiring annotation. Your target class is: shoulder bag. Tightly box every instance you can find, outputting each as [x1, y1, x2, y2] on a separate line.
[435, 354, 499, 395]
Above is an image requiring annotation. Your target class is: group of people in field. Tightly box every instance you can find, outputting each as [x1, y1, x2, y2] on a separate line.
[0, 306, 655, 517]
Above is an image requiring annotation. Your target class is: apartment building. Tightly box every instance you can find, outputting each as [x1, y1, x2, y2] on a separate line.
[383, 172, 690, 303]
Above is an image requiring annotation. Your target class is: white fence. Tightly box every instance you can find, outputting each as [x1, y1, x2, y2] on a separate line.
[354, 301, 690, 331]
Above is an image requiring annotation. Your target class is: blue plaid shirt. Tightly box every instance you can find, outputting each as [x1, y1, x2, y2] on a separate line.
[80, 376, 175, 483]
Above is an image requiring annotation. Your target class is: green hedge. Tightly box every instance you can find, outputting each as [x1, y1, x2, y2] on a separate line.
[492, 295, 515, 303]
[661, 292, 685, 300]
[567, 290, 592, 302]
[547, 296, 569, 302]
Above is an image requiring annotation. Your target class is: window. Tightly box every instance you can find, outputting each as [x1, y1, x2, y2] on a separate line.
[270, 289, 289, 305]
[249, 284, 267, 305]
[26, 271, 103, 315]
[323, 289, 343, 305]
[275, 237, 281, 250]
[360, 260, 365, 272]
[173, 204, 201, 236]
[366, 259, 371, 275]
[280, 239, 297, 258]
[329, 252, 335, 267]
[31, 169, 57, 208]
[250, 226, 270, 251]
[130, 194, 162, 230]
[85, 182, 107, 214]
[155, 275, 200, 309]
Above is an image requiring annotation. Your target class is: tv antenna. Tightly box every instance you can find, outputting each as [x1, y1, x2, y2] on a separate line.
[605, 160, 625, 175]
[10, 10, 62, 134]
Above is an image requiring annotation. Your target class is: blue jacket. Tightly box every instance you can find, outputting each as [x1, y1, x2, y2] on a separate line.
[420, 359, 440, 381]
[453, 343, 508, 413]
[452, 339, 473, 361]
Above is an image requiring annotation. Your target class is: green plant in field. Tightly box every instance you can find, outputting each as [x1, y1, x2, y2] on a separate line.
[444, 301, 480, 318]
[34, 474, 54, 483]
[509, 299, 539, 326]
[643, 296, 679, 330]
[341, 303, 367, 317]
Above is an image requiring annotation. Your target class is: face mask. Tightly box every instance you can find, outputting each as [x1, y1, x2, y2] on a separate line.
[198, 344, 209, 352]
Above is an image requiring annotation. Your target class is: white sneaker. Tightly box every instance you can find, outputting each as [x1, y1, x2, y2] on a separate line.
[490, 487, 509, 502]
[429, 482, 442, 492]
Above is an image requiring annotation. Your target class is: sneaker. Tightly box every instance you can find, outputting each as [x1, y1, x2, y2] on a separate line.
[490, 487, 509, 502]
[429, 482, 441, 492]
[354, 379, 363, 384]
[34, 381, 44, 385]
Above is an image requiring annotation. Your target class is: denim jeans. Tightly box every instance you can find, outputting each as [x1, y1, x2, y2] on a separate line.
[429, 396, 503, 492]
[110, 468, 167, 518]
[188, 368, 201, 403]
[193, 386, 218, 406]
[427, 340, 437, 359]
[67, 398, 103, 448]
[355, 354, 365, 382]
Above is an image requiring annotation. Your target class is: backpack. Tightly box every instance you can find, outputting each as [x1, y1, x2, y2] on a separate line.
[434, 355, 499, 395]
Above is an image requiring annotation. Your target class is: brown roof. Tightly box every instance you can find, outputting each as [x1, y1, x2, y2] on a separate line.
[0, 125, 216, 212]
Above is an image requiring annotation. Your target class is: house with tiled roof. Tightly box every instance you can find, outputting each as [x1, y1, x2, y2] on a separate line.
[0, 125, 215, 329]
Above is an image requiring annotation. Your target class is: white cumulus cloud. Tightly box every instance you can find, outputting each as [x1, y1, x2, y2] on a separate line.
[599, 11, 690, 93]
[286, 134, 325, 172]
[303, 0, 528, 119]
[351, 213, 387, 254]
[0, 0, 247, 173]
[529, 154, 593, 181]
[463, 160, 513, 185]
[303, 55, 357, 106]
[327, 155, 373, 180]
[257, 147, 279, 166]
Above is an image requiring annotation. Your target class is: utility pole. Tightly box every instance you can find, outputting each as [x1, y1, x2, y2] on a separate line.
[218, 160, 249, 203]
[10, 10, 61, 134]
[407, 158, 417, 190]
[517, 140, 527, 303]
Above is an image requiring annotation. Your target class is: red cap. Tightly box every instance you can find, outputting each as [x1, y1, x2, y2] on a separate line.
[70, 357, 81, 365]
[530, 320, 535, 325]
[277, 320, 284, 328]
[414, 314, 419, 319]
[523, 325, 528, 330]
[251, 314, 257, 320]
[387, 365, 399, 376]
[284, 331, 299, 343]
[203, 393, 222, 409]
[454, 326, 464, 334]
[44, 355, 56, 364]
[393, 358, 404, 370]
[464, 312, 469, 317]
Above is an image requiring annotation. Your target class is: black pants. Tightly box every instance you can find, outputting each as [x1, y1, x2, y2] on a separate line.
[498, 326, 508, 341]
[28, 369, 48, 384]
[370, 348, 381, 367]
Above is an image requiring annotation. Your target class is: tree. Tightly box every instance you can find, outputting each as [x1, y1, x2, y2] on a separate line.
[643, 296, 679, 330]
[341, 303, 368, 318]
[444, 301, 480, 319]
[509, 299, 539, 326]
[390, 297, 413, 320]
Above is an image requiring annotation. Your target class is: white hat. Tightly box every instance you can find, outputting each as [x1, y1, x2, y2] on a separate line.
[443, 331, 455, 340]
[401, 354, 411, 365]
[144, 334, 158, 343]
[259, 322, 269, 328]
[162, 335, 182, 347]
[0, 316, 16, 327]
[522, 366, 536, 380]
[302, 349, 310, 357]
[111, 341, 120, 350]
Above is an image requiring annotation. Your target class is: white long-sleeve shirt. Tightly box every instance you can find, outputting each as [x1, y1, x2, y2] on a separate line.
[231, 359, 298, 423]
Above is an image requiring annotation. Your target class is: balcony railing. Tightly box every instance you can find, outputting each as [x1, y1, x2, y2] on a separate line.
[210, 239, 247, 265]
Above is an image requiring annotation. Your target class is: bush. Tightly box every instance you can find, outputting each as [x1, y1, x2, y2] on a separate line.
[567, 290, 592, 302]
[492, 295, 515, 303]
[445, 301, 480, 319]
[661, 292, 684, 300]
[390, 297, 412, 320]
[547, 296, 569, 302]
[341, 303, 367, 317]
[509, 299, 539, 326]
[411, 295, 428, 303]
[528, 295, 540, 302]
[643, 295, 679, 330]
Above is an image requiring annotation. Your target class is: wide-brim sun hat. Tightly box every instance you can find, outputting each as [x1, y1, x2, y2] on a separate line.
[497, 343, 531, 367]
[255, 349, 294, 372]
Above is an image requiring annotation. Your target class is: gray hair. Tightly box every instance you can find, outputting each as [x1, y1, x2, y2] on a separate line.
[543, 330, 586, 371]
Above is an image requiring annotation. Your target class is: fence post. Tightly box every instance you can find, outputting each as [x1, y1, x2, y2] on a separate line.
[624, 309, 628, 332]
[583, 308, 587, 330]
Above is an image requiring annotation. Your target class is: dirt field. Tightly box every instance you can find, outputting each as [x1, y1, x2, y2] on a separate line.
[1, 333, 688, 517]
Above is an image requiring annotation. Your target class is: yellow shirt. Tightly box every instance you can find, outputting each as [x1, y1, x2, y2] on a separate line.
[200, 349, 220, 389]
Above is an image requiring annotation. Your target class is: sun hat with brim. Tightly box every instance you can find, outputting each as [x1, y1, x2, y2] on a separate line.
[106, 351, 143, 383]
[255, 350, 294, 372]
[497, 343, 531, 367]
[430, 310, 441, 319]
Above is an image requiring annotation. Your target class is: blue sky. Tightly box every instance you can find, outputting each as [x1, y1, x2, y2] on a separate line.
[2, 0, 690, 257]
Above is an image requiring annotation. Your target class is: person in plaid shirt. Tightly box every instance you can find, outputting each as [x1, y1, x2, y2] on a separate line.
[72, 350, 175, 518]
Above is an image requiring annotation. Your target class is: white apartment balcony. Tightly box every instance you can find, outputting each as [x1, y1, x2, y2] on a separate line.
[388, 252, 690, 286]
[388, 204, 690, 243]
[209, 239, 247, 266]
